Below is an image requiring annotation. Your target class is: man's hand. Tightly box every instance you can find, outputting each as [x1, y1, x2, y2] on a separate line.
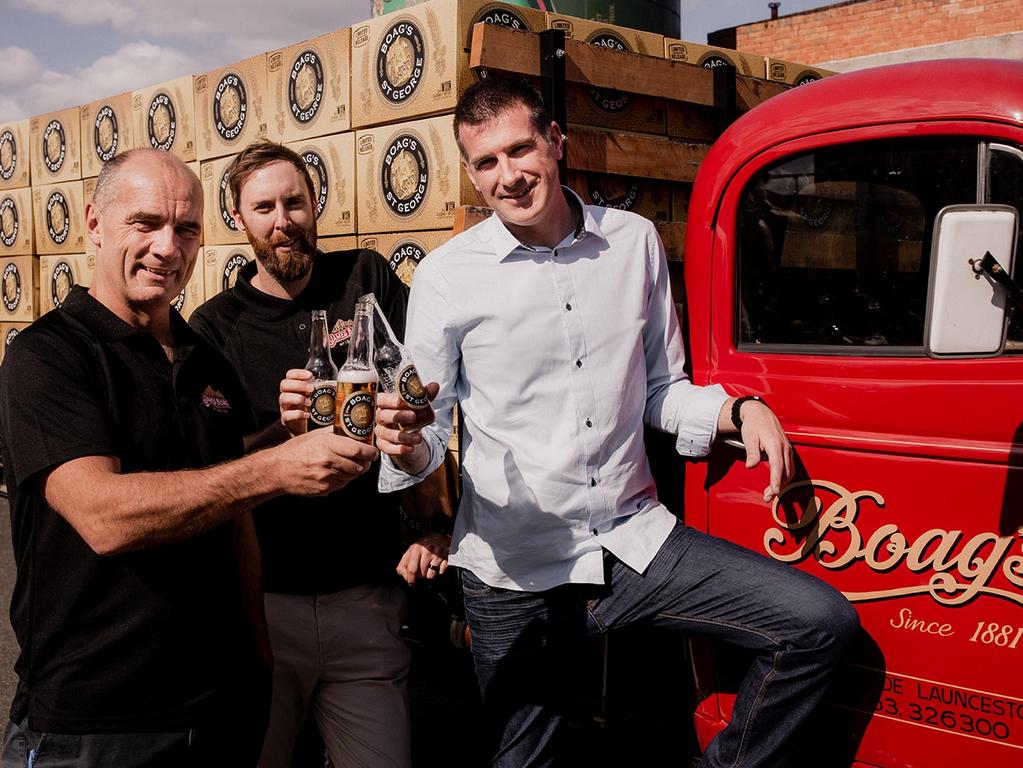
[374, 381, 439, 473]
[272, 429, 378, 497]
[737, 399, 794, 503]
[279, 368, 314, 436]
[396, 532, 451, 586]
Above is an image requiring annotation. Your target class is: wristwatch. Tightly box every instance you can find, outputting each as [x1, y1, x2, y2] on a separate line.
[731, 395, 763, 430]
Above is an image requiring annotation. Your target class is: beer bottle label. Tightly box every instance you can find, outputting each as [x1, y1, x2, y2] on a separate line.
[397, 364, 429, 409]
[309, 383, 336, 427]
[340, 391, 375, 439]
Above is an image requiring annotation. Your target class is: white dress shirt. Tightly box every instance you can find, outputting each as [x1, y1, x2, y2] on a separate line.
[379, 191, 729, 591]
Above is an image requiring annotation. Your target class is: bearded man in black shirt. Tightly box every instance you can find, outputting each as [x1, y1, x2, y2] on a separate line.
[191, 141, 447, 768]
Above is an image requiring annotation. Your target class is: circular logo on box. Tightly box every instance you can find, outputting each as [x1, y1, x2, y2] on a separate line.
[50, 259, 74, 309]
[794, 71, 821, 86]
[93, 105, 120, 163]
[2, 262, 22, 312]
[147, 92, 177, 151]
[4, 326, 18, 348]
[376, 19, 425, 104]
[0, 197, 19, 248]
[699, 53, 734, 69]
[586, 32, 632, 114]
[222, 250, 249, 292]
[387, 239, 426, 286]
[0, 130, 16, 182]
[42, 120, 66, 174]
[46, 191, 70, 245]
[586, 175, 640, 212]
[468, 5, 530, 47]
[289, 49, 325, 124]
[218, 166, 238, 232]
[381, 134, 428, 218]
[214, 73, 248, 142]
[301, 150, 330, 220]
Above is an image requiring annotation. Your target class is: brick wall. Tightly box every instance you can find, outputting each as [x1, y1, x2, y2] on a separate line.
[713, 0, 1023, 64]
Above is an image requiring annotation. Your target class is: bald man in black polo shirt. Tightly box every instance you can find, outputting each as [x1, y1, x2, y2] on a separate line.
[0, 149, 377, 768]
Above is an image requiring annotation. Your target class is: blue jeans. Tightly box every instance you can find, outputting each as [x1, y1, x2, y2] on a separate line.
[460, 522, 860, 768]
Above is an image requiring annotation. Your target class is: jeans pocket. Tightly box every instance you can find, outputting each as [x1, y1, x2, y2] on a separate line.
[459, 569, 494, 598]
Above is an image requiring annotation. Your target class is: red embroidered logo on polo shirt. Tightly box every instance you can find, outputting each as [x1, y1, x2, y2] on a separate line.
[201, 385, 232, 413]
[328, 318, 351, 349]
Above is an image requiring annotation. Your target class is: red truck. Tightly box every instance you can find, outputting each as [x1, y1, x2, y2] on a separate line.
[683, 58, 1022, 767]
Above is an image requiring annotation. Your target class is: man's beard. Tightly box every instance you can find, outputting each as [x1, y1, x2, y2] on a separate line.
[250, 227, 316, 284]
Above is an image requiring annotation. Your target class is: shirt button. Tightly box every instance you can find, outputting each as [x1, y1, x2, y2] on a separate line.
[592, 528, 598, 536]
[565, 303, 572, 311]
[585, 419, 592, 428]
[575, 359, 582, 368]
[299, 323, 307, 330]
[591, 478, 597, 487]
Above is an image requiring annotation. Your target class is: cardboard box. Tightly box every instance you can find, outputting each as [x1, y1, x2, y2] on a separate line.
[547, 15, 666, 134]
[317, 236, 359, 253]
[0, 188, 35, 256]
[133, 76, 197, 162]
[80, 92, 134, 178]
[287, 132, 356, 236]
[32, 181, 86, 255]
[766, 58, 836, 86]
[664, 40, 767, 79]
[0, 321, 30, 365]
[356, 114, 479, 234]
[39, 253, 93, 314]
[0, 120, 31, 190]
[566, 172, 671, 222]
[269, 28, 352, 142]
[359, 229, 453, 286]
[351, 0, 545, 128]
[200, 155, 247, 245]
[655, 221, 686, 262]
[30, 107, 82, 184]
[195, 54, 271, 161]
[0, 255, 39, 322]
[203, 244, 254, 299]
[170, 262, 205, 320]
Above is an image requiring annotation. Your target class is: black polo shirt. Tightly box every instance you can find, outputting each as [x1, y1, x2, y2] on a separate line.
[190, 249, 409, 594]
[0, 286, 266, 733]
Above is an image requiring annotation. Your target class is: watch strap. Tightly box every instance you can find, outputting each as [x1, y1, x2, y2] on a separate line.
[731, 395, 763, 430]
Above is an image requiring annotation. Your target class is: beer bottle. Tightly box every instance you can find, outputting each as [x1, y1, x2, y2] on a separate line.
[366, 293, 435, 432]
[301, 309, 338, 433]
[334, 297, 378, 443]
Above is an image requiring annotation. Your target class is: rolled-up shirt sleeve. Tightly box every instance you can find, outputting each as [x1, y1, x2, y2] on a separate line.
[378, 255, 462, 493]
[639, 222, 729, 457]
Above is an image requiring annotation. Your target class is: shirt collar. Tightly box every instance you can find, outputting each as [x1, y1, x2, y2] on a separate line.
[60, 284, 201, 350]
[484, 186, 608, 261]
[232, 251, 328, 320]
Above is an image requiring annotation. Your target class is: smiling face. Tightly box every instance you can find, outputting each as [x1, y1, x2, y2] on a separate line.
[233, 159, 317, 289]
[458, 101, 571, 247]
[87, 150, 202, 324]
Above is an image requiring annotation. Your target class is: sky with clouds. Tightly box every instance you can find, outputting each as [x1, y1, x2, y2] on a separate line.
[0, 0, 834, 124]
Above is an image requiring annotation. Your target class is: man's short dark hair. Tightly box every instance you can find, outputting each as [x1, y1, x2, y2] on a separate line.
[454, 76, 552, 158]
[227, 141, 315, 213]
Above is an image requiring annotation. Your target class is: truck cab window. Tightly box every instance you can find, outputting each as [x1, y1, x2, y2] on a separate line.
[738, 138, 983, 353]
[987, 143, 1023, 350]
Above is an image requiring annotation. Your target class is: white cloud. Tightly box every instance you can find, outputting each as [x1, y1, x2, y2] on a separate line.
[12, 0, 368, 55]
[0, 41, 195, 122]
[0, 47, 43, 88]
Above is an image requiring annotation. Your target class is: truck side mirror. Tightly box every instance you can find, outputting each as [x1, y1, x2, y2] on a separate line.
[924, 204, 1019, 358]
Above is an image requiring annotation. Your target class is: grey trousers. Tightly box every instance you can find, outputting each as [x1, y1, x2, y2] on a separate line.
[258, 584, 412, 768]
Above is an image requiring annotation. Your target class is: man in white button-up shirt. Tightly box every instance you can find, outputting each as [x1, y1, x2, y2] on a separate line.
[376, 77, 859, 768]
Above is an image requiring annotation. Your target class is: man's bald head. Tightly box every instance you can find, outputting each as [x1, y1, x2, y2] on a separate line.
[92, 148, 202, 213]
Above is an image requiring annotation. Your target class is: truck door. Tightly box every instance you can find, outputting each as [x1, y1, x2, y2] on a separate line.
[697, 131, 1023, 767]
